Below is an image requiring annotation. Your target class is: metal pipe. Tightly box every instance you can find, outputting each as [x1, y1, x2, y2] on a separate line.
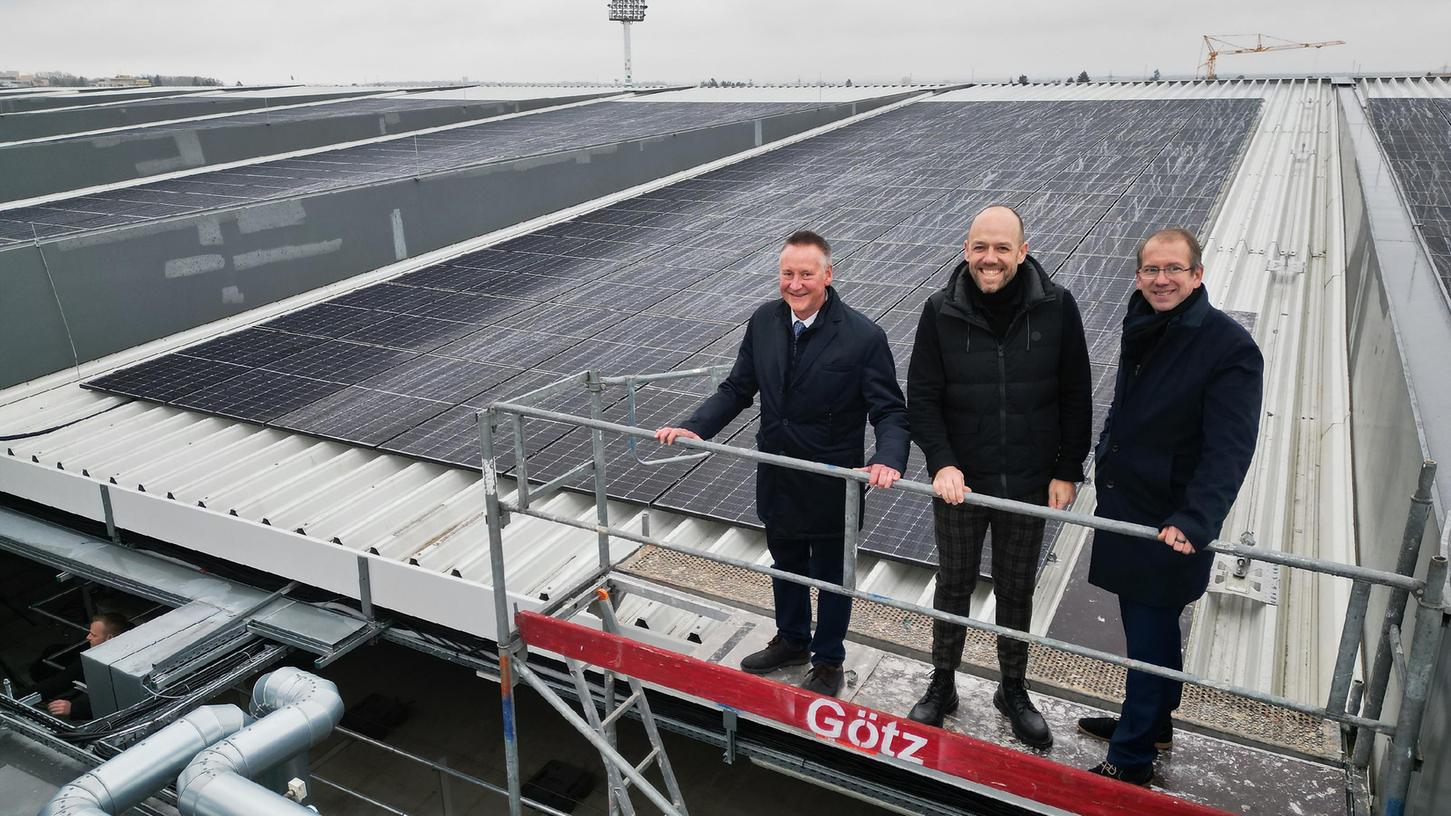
[493, 399, 1423, 591]
[1377, 556, 1448, 816]
[529, 459, 595, 506]
[625, 379, 709, 466]
[308, 774, 410, 816]
[499, 497, 1397, 735]
[599, 365, 729, 386]
[178, 772, 314, 816]
[1353, 461, 1438, 767]
[40, 705, 247, 816]
[331, 724, 574, 816]
[514, 662, 684, 816]
[842, 478, 859, 592]
[176, 667, 344, 816]
[1327, 579, 1372, 717]
[478, 408, 523, 816]
[513, 413, 530, 511]
[585, 371, 612, 573]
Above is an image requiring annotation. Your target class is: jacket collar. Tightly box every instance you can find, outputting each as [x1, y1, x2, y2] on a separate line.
[1123, 285, 1211, 330]
[941, 254, 1055, 325]
[774, 287, 843, 386]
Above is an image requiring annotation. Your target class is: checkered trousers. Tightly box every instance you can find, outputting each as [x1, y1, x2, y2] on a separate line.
[930, 487, 1049, 679]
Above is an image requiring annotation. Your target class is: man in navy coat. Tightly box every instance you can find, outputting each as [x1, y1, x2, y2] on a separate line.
[1082, 228, 1264, 785]
[655, 230, 911, 696]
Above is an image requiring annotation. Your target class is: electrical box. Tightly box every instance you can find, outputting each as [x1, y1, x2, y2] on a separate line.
[81, 600, 238, 717]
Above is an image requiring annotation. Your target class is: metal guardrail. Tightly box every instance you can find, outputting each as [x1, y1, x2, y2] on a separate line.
[478, 368, 1449, 816]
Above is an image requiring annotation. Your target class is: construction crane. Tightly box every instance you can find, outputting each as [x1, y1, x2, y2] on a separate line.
[1198, 34, 1346, 80]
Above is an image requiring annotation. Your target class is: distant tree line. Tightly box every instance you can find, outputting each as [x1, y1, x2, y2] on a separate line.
[32, 71, 223, 87]
[699, 78, 756, 87]
[145, 74, 224, 87]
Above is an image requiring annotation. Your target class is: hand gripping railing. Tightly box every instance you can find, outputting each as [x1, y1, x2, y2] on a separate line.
[476, 369, 1448, 816]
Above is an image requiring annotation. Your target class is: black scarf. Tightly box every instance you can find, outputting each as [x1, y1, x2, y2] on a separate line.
[973, 270, 1025, 339]
[1121, 286, 1204, 365]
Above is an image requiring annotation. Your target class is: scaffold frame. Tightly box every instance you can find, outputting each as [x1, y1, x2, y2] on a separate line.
[479, 367, 1448, 816]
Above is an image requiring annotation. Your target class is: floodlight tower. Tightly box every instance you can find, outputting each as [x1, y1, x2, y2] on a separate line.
[607, 1, 647, 86]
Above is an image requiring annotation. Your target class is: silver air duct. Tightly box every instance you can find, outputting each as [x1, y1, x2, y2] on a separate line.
[39, 705, 248, 816]
[176, 666, 344, 816]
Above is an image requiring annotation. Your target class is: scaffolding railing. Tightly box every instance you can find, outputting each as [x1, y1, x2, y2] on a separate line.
[478, 367, 1448, 816]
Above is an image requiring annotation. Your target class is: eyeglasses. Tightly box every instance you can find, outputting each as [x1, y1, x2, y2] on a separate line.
[1135, 264, 1196, 280]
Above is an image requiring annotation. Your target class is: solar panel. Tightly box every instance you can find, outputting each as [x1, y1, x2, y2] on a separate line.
[520, 384, 757, 503]
[1367, 98, 1451, 296]
[1, 101, 848, 247]
[88, 96, 1262, 571]
[172, 369, 345, 423]
[82, 354, 249, 403]
[271, 387, 453, 447]
[262, 340, 417, 384]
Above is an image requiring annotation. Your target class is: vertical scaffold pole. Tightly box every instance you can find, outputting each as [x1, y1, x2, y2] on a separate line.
[1377, 556, 1447, 816]
[1354, 460, 1437, 767]
[587, 371, 611, 571]
[1327, 579, 1372, 719]
[480, 408, 522, 816]
[842, 477, 859, 592]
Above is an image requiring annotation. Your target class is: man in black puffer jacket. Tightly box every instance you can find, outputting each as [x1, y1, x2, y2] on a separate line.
[905, 205, 1092, 748]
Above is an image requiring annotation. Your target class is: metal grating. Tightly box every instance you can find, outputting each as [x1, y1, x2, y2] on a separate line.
[620, 544, 1339, 760]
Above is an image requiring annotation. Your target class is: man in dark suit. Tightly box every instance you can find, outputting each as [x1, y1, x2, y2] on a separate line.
[1081, 228, 1263, 785]
[656, 229, 910, 696]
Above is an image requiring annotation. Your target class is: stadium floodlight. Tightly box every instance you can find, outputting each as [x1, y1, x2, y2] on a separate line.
[607, 0, 647, 22]
[606, 1, 647, 85]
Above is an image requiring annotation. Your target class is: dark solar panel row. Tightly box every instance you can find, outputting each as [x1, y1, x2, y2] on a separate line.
[1366, 98, 1451, 297]
[31, 97, 504, 143]
[0, 100, 842, 247]
[85, 97, 1262, 572]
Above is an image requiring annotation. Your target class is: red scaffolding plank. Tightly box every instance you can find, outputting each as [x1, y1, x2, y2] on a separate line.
[517, 610, 1233, 816]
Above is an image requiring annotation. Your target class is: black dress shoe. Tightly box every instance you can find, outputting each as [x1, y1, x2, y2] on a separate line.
[908, 669, 959, 727]
[740, 635, 809, 674]
[994, 679, 1053, 749]
[1077, 716, 1173, 750]
[800, 663, 845, 696]
[1087, 761, 1154, 786]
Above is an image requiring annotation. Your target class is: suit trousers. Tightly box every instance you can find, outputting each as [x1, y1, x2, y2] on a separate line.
[929, 487, 1048, 679]
[1108, 596, 1186, 767]
[765, 528, 850, 667]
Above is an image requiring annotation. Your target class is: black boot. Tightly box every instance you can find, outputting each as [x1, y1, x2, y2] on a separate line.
[908, 669, 959, 727]
[994, 679, 1052, 749]
[739, 634, 809, 674]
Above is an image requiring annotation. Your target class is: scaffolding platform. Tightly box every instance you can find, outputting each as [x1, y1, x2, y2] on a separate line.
[475, 369, 1445, 816]
[527, 570, 1349, 816]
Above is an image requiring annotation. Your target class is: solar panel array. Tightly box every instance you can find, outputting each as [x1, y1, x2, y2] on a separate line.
[1366, 98, 1451, 297]
[87, 97, 1261, 573]
[0, 100, 839, 247]
[30, 96, 528, 143]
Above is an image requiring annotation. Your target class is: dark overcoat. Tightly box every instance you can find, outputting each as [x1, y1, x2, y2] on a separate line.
[1088, 290, 1264, 608]
[681, 287, 910, 538]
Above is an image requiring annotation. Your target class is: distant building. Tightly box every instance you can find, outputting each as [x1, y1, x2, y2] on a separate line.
[93, 75, 152, 88]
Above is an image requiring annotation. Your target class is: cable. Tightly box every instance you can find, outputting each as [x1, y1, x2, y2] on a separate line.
[0, 398, 132, 442]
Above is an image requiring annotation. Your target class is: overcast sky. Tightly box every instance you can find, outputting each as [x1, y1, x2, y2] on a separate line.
[4, 1, 1447, 86]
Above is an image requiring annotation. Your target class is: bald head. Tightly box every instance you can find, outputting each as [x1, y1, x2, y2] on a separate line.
[969, 204, 1025, 243]
[963, 205, 1029, 294]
